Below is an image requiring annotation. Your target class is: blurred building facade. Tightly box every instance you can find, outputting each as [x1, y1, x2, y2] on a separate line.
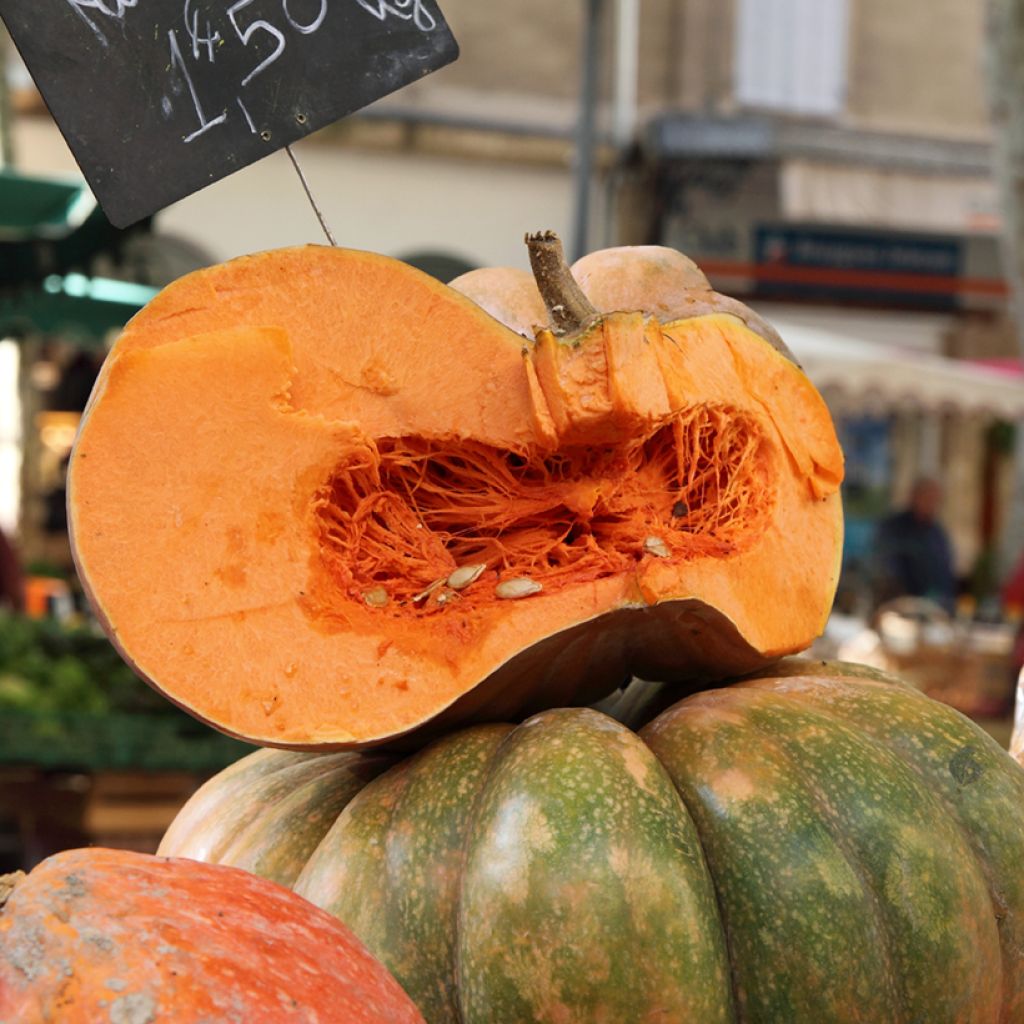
[5, 1, 1006, 283]
[4, 0, 1024, 606]
[595, 0, 1022, 605]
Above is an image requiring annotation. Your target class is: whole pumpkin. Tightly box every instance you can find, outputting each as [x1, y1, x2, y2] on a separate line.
[68, 232, 842, 749]
[0, 847, 425, 1023]
[161, 666, 1024, 1023]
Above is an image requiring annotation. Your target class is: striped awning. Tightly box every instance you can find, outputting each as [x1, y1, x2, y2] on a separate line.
[775, 318, 1024, 420]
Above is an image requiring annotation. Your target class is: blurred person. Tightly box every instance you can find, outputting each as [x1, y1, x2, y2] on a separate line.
[872, 477, 956, 613]
[0, 525, 25, 613]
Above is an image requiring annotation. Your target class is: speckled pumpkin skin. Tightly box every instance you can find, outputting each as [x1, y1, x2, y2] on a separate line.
[0, 847, 425, 1024]
[160, 668, 1024, 1024]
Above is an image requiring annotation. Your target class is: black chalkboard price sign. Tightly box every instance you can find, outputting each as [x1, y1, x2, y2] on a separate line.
[0, 1, 459, 227]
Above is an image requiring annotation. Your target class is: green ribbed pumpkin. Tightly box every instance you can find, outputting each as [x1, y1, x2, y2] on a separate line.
[161, 665, 1024, 1023]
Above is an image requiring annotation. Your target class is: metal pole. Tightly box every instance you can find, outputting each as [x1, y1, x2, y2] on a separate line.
[612, 0, 640, 148]
[572, 0, 604, 261]
[985, 0, 1024, 567]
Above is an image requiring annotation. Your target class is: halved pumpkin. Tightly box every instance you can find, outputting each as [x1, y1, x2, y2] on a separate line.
[68, 233, 843, 748]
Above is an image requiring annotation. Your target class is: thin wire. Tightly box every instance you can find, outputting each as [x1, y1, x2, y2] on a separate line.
[285, 144, 338, 247]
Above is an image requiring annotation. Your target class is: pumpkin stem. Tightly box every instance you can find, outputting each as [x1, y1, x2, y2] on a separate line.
[526, 231, 600, 334]
[0, 871, 25, 911]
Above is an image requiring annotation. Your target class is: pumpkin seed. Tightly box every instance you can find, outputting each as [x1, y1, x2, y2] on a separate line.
[363, 586, 389, 608]
[496, 577, 543, 600]
[644, 536, 671, 558]
[412, 578, 444, 603]
[447, 563, 487, 590]
[436, 589, 454, 606]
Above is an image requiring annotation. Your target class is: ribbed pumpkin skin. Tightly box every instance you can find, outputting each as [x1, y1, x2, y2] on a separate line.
[160, 669, 1024, 1024]
[0, 847, 425, 1023]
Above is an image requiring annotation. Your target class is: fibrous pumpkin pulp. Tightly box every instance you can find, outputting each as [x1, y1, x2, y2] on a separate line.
[69, 233, 843, 748]
[0, 847, 425, 1023]
[160, 665, 1024, 1024]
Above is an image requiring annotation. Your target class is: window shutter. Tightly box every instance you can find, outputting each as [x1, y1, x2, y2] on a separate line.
[735, 0, 850, 116]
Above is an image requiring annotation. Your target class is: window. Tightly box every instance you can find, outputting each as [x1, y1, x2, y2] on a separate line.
[734, 0, 850, 116]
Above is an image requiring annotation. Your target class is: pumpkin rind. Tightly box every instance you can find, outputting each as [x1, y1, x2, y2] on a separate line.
[0, 847, 424, 1023]
[209, 751, 393, 887]
[70, 244, 844, 749]
[161, 667, 1024, 1023]
[157, 746, 392, 885]
[455, 708, 732, 1024]
[643, 686, 1002, 1022]
[734, 670, 1024, 1019]
[447, 265, 549, 337]
[567, 245, 797, 363]
[294, 725, 513, 1024]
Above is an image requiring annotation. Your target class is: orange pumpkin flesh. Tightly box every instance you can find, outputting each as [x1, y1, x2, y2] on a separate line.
[69, 240, 843, 749]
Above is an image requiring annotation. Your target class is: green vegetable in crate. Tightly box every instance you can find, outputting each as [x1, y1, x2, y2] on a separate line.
[160, 664, 1024, 1024]
[0, 614, 160, 714]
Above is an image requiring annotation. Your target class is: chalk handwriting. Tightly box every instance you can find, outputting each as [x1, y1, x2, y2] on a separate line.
[64, 0, 439, 143]
[284, 0, 328, 33]
[227, 0, 287, 86]
[64, 0, 139, 47]
[353, 0, 435, 32]
[168, 24, 227, 141]
[237, 96, 257, 132]
[185, 0, 222, 61]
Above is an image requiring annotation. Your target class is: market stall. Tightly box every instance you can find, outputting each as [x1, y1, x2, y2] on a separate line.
[780, 320, 1024, 720]
[778, 319, 1024, 420]
[0, 173, 236, 869]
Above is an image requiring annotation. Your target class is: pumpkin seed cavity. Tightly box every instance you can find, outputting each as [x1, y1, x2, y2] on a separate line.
[315, 406, 773, 613]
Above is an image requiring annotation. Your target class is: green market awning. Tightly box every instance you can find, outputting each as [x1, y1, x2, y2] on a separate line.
[0, 170, 155, 344]
[0, 170, 150, 286]
[0, 274, 157, 346]
[0, 169, 96, 237]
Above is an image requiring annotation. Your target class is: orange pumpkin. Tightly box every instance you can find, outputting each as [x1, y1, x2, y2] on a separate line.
[68, 233, 843, 749]
[0, 847, 424, 1023]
